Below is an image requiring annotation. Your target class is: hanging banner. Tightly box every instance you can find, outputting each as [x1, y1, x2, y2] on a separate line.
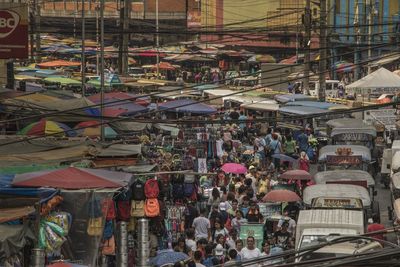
[0, 3, 28, 59]
[197, 158, 207, 173]
[187, 11, 201, 28]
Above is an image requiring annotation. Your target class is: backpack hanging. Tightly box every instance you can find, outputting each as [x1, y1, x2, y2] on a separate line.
[145, 178, 160, 198]
[101, 198, 116, 220]
[130, 200, 145, 217]
[145, 198, 160, 217]
[131, 179, 145, 201]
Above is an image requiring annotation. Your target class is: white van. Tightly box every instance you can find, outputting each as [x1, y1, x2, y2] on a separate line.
[309, 80, 340, 98]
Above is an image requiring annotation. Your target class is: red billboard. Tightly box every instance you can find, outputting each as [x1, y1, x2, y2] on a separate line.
[0, 4, 28, 59]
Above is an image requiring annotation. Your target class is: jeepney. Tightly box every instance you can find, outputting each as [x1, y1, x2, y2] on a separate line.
[381, 140, 400, 188]
[302, 184, 378, 220]
[326, 118, 376, 149]
[392, 199, 400, 245]
[390, 172, 400, 202]
[314, 170, 376, 201]
[318, 145, 372, 172]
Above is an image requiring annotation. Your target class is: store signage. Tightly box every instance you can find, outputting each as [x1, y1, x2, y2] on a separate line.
[326, 155, 363, 165]
[0, 4, 28, 59]
[187, 11, 201, 28]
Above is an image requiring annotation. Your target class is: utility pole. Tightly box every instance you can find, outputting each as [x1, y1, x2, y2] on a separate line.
[29, 1, 35, 62]
[367, 0, 373, 74]
[302, 0, 311, 95]
[81, 0, 86, 96]
[35, 0, 41, 63]
[118, 0, 130, 75]
[96, 2, 99, 75]
[354, 0, 361, 80]
[318, 0, 327, 101]
[100, 0, 105, 142]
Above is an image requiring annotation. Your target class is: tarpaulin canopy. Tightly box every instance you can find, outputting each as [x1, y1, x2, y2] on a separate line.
[88, 92, 150, 106]
[274, 94, 316, 103]
[279, 106, 331, 115]
[346, 67, 400, 94]
[37, 60, 81, 68]
[0, 224, 36, 259]
[44, 77, 81, 86]
[98, 144, 141, 157]
[0, 174, 58, 203]
[75, 121, 118, 138]
[158, 99, 217, 114]
[12, 167, 132, 189]
[0, 206, 35, 223]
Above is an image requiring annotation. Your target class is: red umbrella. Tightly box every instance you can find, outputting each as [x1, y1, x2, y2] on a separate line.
[262, 189, 301, 203]
[221, 163, 247, 174]
[279, 170, 313, 181]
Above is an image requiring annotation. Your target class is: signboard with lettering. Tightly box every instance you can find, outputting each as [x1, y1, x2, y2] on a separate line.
[0, 3, 28, 59]
[334, 133, 371, 141]
[311, 197, 363, 209]
[326, 155, 363, 165]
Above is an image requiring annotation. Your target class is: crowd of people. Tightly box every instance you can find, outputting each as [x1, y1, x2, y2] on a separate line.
[149, 120, 321, 266]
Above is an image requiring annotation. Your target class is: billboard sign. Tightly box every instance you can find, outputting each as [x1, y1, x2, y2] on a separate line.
[187, 11, 201, 28]
[0, 4, 28, 59]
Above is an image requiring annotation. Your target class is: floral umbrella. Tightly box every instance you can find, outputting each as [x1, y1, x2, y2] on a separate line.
[221, 163, 247, 174]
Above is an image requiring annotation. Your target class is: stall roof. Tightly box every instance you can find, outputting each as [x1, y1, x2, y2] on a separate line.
[318, 145, 371, 162]
[98, 144, 141, 157]
[119, 164, 157, 173]
[314, 170, 375, 186]
[346, 67, 400, 91]
[327, 118, 377, 137]
[158, 99, 217, 114]
[285, 101, 348, 110]
[110, 121, 148, 132]
[303, 184, 371, 207]
[279, 106, 331, 115]
[274, 94, 316, 103]
[0, 206, 36, 223]
[37, 60, 80, 68]
[392, 151, 400, 171]
[44, 77, 81, 86]
[203, 89, 237, 96]
[241, 102, 280, 112]
[12, 167, 132, 189]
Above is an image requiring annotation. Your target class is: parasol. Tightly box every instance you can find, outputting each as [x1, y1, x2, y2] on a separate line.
[262, 189, 301, 203]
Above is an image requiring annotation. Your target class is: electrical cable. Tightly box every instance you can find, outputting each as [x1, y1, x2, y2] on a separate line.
[2, 44, 400, 146]
[6, 40, 398, 125]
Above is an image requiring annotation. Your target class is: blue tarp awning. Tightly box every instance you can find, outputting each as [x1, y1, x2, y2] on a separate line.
[158, 99, 217, 115]
[274, 94, 316, 103]
[0, 174, 58, 203]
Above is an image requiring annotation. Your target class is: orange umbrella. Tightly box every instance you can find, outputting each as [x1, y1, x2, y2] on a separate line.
[262, 189, 301, 203]
[152, 62, 176, 70]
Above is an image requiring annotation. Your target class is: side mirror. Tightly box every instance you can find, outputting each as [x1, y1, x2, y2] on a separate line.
[373, 190, 378, 196]
[388, 206, 393, 221]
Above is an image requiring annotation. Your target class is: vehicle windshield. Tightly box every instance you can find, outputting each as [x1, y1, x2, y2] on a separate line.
[300, 235, 338, 248]
[299, 252, 348, 262]
[129, 68, 144, 74]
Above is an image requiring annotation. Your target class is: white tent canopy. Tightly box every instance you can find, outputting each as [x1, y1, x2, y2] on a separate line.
[346, 67, 400, 95]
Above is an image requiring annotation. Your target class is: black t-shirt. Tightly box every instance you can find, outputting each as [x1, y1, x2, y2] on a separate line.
[274, 230, 291, 248]
[229, 111, 240, 120]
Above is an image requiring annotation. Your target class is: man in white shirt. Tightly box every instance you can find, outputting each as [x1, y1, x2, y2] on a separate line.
[241, 236, 261, 266]
[192, 209, 211, 241]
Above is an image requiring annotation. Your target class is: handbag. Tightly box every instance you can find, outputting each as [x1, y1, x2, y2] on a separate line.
[87, 217, 103, 236]
[102, 235, 116, 255]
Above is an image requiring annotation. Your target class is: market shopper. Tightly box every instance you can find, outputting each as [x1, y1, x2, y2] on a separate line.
[231, 210, 247, 233]
[241, 236, 261, 264]
[193, 209, 211, 241]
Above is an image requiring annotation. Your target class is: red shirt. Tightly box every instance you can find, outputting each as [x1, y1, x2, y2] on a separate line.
[367, 223, 385, 240]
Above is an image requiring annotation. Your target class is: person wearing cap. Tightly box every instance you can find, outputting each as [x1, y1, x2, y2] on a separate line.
[214, 243, 226, 264]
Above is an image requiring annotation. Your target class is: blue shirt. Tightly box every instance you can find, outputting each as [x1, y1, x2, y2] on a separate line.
[269, 140, 281, 154]
[239, 115, 247, 129]
[297, 133, 309, 151]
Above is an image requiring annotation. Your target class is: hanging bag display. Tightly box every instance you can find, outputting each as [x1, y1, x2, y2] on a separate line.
[130, 200, 145, 217]
[144, 178, 160, 198]
[145, 198, 160, 217]
[102, 235, 116, 256]
[131, 179, 146, 201]
[87, 217, 103, 236]
[101, 198, 116, 220]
